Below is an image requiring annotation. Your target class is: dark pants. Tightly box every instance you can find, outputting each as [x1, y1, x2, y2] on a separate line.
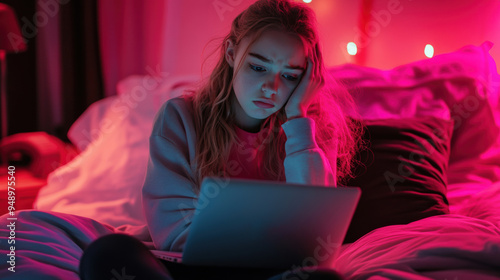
[79, 234, 345, 280]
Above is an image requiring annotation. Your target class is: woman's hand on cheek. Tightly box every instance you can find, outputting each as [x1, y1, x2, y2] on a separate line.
[284, 55, 324, 120]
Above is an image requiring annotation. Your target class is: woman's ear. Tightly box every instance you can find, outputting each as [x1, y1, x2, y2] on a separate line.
[225, 39, 236, 68]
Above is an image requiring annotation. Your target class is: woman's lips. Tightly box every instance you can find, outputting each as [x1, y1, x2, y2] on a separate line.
[253, 101, 275, 108]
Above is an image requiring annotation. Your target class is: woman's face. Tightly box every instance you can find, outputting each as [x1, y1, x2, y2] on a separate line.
[225, 29, 307, 132]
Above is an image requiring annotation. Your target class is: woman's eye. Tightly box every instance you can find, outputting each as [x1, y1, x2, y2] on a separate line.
[283, 74, 299, 82]
[249, 64, 265, 72]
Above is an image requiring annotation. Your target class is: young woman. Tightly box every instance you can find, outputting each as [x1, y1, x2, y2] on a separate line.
[80, 0, 361, 279]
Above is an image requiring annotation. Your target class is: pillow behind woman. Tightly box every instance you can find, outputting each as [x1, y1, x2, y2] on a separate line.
[343, 116, 453, 243]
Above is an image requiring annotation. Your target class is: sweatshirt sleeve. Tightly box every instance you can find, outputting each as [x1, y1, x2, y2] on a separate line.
[142, 98, 198, 252]
[281, 117, 337, 187]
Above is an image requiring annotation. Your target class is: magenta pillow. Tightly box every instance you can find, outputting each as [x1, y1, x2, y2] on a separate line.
[330, 42, 500, 188]
[343, 116, 453, 243]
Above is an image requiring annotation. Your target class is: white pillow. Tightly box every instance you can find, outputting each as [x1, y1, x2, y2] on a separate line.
[35, 75, 199, 238]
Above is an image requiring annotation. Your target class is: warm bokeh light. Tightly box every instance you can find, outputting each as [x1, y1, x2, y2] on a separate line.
[424, 44, 434, 58]
[303, 0, 312, 3]
[347, 42, 357, 55]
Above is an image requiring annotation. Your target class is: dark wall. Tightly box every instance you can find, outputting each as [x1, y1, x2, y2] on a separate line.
[0, 0, 37, 137]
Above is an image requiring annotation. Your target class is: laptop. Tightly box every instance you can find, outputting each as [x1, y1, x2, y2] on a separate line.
[151, 176, 361, 268]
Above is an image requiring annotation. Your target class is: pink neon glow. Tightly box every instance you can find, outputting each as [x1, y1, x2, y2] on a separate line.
[2, 1, 499, 278]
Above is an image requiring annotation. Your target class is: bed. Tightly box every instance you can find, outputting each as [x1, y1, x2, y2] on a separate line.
[0, 42, 499, 279]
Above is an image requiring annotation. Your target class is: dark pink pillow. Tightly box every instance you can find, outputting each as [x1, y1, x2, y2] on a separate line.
[343, 117, 453, 243]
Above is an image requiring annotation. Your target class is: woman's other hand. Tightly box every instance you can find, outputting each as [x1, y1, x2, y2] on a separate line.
[284, 43, 325, 120]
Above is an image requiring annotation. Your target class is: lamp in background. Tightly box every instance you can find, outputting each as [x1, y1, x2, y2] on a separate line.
[0, 3, 27, 140]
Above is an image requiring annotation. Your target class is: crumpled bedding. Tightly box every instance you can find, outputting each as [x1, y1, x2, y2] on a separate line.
[1, 207, 499, 279]
[0, 210, 115, 279]
[334, 215, 500, 279]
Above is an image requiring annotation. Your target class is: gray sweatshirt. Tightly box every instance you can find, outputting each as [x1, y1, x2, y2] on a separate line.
[142, 96, 337, 251]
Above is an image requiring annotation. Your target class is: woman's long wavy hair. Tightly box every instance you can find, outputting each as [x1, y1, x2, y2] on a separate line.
[183, 0, 363, 190]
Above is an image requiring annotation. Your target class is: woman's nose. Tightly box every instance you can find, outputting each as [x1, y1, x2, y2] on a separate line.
[262, 74, 279, 97]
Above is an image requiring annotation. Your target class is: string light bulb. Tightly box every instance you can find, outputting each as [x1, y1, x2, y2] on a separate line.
[425, 44, 434, 58]
[347, 42, 357, 55]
